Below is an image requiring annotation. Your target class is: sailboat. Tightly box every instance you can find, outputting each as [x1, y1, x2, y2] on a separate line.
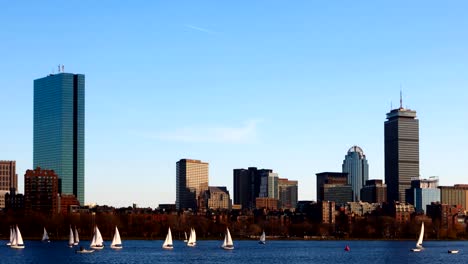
[187, 228, 196, 247]
[10, 225, 25, 249]
[68, 226, 75, 247]
[90, 226, 104, 250]
[110, 226, 123, 249]
[411, 222, 424, 252]
[73, 227, 79, 246]
[162, 227, 173, 249]
[6, 226, 13, 246]
[184, 231, 188, 242]
[42, 227, 50, 242]
[221, 228, 234, 250]
[259, 231, 266, 245]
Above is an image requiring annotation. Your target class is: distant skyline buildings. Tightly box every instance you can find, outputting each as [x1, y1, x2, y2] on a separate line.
[278, 178, 298, 210]
[342, 146, 369, 201]
[175, 159, 209, 211]
[233, 167, 263, 210]
[33, 72, 85, 204]
[384, 99, 419, 204]
[407, 176, 440, 213]
[0, 160, 17, 192]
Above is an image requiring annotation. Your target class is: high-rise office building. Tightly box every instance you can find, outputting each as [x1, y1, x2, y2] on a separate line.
[406, 176, 440, 213]
[259, 170, 279, 199]
[176, 159, 209, 210]
[0, 161, 17, 191]
[278, 178, 298, 210]
[233, 167, 265, 210]
[342, 146, 369, 201]
[316, 172, 348, 202]
[33, 72, 85, 204]
[384, 96, 419, 203]
[201, 186, 231, 210]
[361, 179, 387, 204]
[439, 184, 468, 212]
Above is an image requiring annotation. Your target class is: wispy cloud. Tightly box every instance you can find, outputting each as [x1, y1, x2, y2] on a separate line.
[138, 120, 260, 144]
[185, 24, 215, 34]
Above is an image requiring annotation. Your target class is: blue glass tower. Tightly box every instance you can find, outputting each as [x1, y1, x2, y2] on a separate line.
[33, 72, 85, 204]
[342, 146, 369, 201]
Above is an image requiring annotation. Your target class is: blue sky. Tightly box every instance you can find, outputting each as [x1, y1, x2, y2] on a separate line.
[1, 1, 467, 207]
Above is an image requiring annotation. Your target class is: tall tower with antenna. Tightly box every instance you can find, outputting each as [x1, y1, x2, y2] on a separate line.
[384, 92, 419, 204]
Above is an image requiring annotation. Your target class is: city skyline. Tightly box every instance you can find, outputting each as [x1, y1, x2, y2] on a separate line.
[1, 2, 468, 207]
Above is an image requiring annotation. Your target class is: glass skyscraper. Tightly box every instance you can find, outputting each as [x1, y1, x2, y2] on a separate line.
[342, 146, 369, 201]
[33, 72, 85, 204]
[176, 159, 209, 210]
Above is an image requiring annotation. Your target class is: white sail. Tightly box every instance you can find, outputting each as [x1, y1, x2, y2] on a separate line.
[74, 227, 79, 245]
[42, 227, 49, 242]
[10, 227, 17, 246]
[162, 227, 173, 249]
[416, 222, 424, 248]
[184, 231, 188, 242]
[187, 228, 196, 246]
[111, 226, 123, 249]
[68, 226, 74, 247]
[10, 225, 25, 249]
[90, 226, 104, 249]
[259, 231, 266, 244]
[222, 228, 234, 250]
[7, 226, 13, 246]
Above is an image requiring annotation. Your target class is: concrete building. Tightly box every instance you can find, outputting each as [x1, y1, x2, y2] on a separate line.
[439, 185, 468, 211]
[176, 159, 209, 210]
[345, 201, 380, 216]
[202, 186, 231, 210]
[255, 197, 279, 210]
[34, 72, 85, 204]
[24, 167, 59, 214]
[278, 178, 298, 210]
[0, 161, 17, 192]
[361, 179, 387, 204]
[406, 177, 440, 213]
[321, 201, 336, 225]
[0, 190, 8, 208]
[316, 172, 348, 202]
[384, 97, 419, 203]
[342, 146, 369, 201]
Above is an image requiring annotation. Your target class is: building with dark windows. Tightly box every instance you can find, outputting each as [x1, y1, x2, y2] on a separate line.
[342, 146, 369, 201]
[24, 167, 59, 214]
[0, 161, 18, 192]
[176, 159, 209, 211]
[323, 184, 353, 205]
[384, 97, 419, 203]
[233, 167, 267, 210]
[259, 170, 279, 199]
[4, 188, 24, 212]
[406, 176, 440, 213]
[316, 172, 348, 202]
[33, 72, 85, 204]
[361, 179, 387, 204]
[278, 178, 298, 210]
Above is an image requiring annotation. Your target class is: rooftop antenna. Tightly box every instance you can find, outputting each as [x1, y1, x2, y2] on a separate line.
[58, 65, 61, 73]
[62, 65, 64, 73]
[400, 85, 403, 109]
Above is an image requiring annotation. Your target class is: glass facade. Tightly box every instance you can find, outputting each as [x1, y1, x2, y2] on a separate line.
[33, 73, 85, 204]
[342, 146, 369, 201]
[176, 159, 209, 210]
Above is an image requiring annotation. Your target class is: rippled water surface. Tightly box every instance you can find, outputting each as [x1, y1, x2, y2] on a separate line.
[1, 240, 467, 263]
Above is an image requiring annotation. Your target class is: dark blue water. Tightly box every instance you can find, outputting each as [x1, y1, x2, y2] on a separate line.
[1, 240, 466, 263]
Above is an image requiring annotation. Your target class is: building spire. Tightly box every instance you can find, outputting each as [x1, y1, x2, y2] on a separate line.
[400, 85, 403, 109]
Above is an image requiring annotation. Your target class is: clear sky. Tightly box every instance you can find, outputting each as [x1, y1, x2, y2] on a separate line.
[1, 1, 467, 207]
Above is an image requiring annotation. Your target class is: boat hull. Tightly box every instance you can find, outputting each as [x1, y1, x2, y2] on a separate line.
[222, 246, 234, 250]
[90, 245, 104, 250]
[448, 250, 459, 254]
[111, 245, 123, 249]
[162, 245, 173, 250]
[11, 245, 25, 249]
[258, 241, 266, 245]
[411, 248, 423, 252]
[76, 249, 94, 254]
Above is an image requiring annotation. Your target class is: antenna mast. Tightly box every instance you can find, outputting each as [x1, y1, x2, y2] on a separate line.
[400, 85, 403, 109]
